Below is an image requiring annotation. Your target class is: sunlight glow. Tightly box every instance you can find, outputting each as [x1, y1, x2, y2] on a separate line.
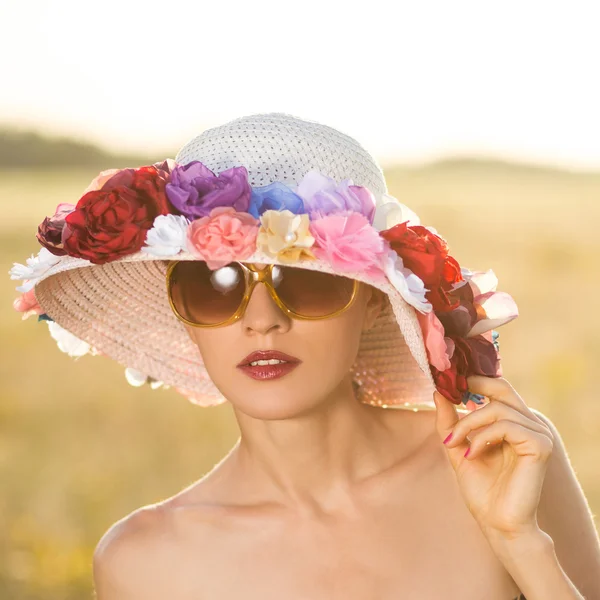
[1, 0, 599, 169]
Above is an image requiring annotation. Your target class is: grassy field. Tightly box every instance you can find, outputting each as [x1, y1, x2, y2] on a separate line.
[1, 162, 598, 599]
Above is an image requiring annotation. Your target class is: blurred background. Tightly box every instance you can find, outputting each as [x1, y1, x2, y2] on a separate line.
[1, 0, 598, 598]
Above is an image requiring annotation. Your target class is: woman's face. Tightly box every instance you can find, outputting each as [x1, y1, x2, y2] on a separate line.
[183, 265, 385, 420]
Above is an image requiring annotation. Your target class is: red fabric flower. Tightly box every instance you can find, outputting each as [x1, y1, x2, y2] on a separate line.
[36, 203, 75, 257]
[435, 281, 480, 337]
[431, 357, 468, 404]
[62, 165, 170, 264]
[380, 222, 463, 312]
[431, 335, 501, 404]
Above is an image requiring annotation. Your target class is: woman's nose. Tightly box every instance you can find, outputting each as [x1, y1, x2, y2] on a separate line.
[241, 282, 291, 335]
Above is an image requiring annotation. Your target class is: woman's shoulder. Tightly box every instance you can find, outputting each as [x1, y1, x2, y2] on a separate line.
[94, 502, 169, 555]
[92, 488, 229, 598]
[92, 502, 184, 598]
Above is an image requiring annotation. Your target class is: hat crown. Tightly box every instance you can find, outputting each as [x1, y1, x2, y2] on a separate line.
[175, 113, 388, 201]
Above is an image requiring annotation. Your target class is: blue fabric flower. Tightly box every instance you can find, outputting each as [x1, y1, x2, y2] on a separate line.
[461, 391, 486, 406]
[248, 182, 305, 218]
[492, 330, 500, 351]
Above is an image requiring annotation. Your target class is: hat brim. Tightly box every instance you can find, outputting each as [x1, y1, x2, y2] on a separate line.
[33, 250, 436, 410]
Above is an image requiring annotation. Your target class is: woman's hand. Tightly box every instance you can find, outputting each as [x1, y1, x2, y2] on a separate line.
[433, 375, 555, 541]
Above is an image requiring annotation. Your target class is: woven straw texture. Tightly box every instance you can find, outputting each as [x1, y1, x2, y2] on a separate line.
[32, 113, 437, 410]
[176, 113, 389, 201]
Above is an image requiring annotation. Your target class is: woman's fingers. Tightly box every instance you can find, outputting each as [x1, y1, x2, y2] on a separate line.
[462, 419, 554, 461]
[433, 390, 465, 452]
[434, 376, 554, 467]
[444, 399, 551, 450]
[466, 375, 547, 425]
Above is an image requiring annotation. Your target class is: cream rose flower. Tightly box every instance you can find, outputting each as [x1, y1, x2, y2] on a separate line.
[257, 210, 316, 262]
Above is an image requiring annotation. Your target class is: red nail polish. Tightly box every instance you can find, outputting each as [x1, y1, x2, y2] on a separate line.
[443, 433, 453, 444]
[464, 447, 471, 458]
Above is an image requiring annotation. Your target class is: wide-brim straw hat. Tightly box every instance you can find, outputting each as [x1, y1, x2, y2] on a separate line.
[14, 113, 515, 410]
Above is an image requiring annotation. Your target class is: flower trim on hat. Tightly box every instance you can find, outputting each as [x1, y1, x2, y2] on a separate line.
[9, 160, 519, 408]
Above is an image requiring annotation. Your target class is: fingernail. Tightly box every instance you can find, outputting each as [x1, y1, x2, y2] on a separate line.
[443, 433, 453, 444]
[464, 447, 471, 458]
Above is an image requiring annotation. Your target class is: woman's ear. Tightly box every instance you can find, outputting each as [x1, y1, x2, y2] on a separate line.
[362, 285, 386, 331]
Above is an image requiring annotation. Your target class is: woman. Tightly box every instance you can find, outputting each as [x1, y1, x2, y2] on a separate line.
[11, 113, 600, 598]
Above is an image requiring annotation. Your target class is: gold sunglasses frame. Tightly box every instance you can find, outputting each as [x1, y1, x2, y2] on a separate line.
[165, 260, 360, 328]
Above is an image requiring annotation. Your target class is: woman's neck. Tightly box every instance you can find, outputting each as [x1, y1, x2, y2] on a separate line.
[225, 381, 430, 514]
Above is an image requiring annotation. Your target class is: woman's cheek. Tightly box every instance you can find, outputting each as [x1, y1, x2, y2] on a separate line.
[304, 317, 364, 380]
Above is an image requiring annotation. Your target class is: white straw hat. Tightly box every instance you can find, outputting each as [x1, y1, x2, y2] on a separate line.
[11, 113, 517, 410]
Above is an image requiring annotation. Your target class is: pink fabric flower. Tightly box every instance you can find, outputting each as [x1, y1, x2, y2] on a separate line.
[186, 207, 259, 269]
[467, 290, 519, 337]
[82, 168, 121, 194]
[448, 269, 519, 337]
[416, 310, 451, 371]
[309, 212, 385, 274]
[13, 289, 44, 320]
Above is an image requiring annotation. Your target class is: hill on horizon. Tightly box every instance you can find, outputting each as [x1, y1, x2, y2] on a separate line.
[1, 127, 599, 177]
[0, 128, 164, 169]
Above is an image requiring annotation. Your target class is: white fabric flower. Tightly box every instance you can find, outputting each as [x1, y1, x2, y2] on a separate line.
[10, 248, 62, 292]
[141, 214, 191, 257]
[124, 367, 165, 389]
[46, 321, 92, 357]
[384, 250, 432, 314]
[372, 193, 421, 231]
[125, 367, 148, 387]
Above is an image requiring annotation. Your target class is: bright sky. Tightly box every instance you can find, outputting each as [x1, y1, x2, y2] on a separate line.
[1, 0, 599, 169]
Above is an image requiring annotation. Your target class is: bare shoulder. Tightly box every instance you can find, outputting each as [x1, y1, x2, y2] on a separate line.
[92, 480, 231, 600]
[92, 502, 179, 599]
[529, 408, 600, 597]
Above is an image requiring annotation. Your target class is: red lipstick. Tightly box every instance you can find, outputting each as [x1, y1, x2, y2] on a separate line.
[236, 350, 301, 381]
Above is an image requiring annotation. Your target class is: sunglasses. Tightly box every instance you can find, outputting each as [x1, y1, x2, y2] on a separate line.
[166, 261, 359, 328]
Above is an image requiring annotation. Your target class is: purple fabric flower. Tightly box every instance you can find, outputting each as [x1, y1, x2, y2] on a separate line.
[166, 161, 251, 219]
[248, 182, 305, 218]
[296, 171, 376, 223]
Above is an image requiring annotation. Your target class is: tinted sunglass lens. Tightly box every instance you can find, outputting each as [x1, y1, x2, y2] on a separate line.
[273, 267, 355, 317]
[168, 262, 245, 325]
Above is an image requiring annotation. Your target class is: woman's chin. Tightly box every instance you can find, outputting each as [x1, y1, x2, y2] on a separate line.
[227, 388, 329, 421]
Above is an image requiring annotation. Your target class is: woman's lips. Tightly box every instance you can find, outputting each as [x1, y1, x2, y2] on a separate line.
[237, 350, 301, 366]
[237, 361, 300, 381]
[236, 350, 301, 381]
